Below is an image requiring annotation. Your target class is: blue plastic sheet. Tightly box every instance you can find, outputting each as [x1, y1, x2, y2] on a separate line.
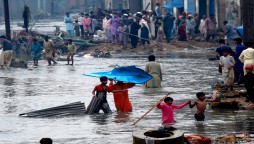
[236, 26, 243, 37]
[84, 66, 153, 84]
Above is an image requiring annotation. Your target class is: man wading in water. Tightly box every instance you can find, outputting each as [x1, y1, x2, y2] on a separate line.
[144, 55, 162, 88]
[92, 76, 112, 113]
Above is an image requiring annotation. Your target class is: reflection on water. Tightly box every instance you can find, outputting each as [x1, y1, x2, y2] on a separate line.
[0, 53, 253, 144]
[113, 112, 131, 123]
[3, 77, 15, 86]
[89, 114, 112, 125]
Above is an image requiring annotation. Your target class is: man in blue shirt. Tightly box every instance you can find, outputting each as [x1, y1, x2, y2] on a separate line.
[64, 12, 74, 38]
[163, 12, 174, 43]
[234, 38, 246, 84]
[224, 21, 240, 45]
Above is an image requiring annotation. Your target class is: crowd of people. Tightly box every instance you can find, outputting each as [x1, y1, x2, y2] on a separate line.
[63, 3, 240, 50]
[215, 38, 254, 108]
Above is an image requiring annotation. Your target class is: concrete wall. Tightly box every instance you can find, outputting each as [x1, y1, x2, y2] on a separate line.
[216, 0, 241, 28]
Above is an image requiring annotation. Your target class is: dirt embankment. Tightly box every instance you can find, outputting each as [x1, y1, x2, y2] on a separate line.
[82, 40, 218, 57]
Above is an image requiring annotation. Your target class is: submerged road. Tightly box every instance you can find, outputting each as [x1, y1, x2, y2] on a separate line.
[0, 49, 254, 144]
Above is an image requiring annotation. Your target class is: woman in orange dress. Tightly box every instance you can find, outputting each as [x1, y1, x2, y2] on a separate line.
[109, 80, 135, 112]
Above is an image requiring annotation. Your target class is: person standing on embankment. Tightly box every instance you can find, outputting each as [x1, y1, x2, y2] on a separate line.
[64, 12, 74, 38]
[239, 42, 254, 75]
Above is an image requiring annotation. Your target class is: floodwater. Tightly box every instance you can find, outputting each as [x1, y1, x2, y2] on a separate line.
[0, 49, 254, 144]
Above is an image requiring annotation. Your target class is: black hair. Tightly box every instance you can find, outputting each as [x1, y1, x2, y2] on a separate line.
[33, 38, 38, 42]
[196, 92, 205, 98]
[218, 39, 225, 44]
[245, 42, 253, 48]
[117, 81, 124, 86]
[40, 138, 53, 144]
[148, 55, 155, 61]
[100, 76, 108, 81]
[223, 49, 229, 53]
[164, 97, 173, 103]
[223, 21, 228, 25]
[136, 13, 142, 18]
[234, 38, 242, 44]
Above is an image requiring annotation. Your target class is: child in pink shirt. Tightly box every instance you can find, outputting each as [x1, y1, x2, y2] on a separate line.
[157, 97, 190, 126]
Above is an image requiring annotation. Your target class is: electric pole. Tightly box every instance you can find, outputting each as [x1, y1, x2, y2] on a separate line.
[3, 0, 11, 40]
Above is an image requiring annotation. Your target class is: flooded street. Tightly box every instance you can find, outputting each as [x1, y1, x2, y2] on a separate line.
[0, 50, 254, 144]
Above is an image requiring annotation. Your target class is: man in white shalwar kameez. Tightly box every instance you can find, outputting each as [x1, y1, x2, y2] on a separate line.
[144, 55, 162, 88]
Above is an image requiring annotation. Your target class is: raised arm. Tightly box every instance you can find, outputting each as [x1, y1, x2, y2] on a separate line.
[173, 101, 190, 110]
[108, 79, 114, 92]
[125, 83, 135, 89]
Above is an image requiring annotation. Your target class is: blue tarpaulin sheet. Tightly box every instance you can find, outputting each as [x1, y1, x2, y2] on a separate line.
[84, 66, 153, 84]
[161, 5, 173, 14]
[236, 26, 243, 37]
[163, 0, 184, 13]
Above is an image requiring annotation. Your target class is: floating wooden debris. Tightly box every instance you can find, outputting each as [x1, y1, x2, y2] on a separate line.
[184, 134, 211, 144]
[19, 102, 86, 118]
[214, 134, 252, 144]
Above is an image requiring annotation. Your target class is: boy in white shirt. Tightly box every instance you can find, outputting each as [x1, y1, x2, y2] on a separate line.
[219, 50, 235, 90]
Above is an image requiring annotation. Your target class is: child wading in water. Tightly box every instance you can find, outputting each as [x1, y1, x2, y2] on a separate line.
[157, 97, 190, 129]
[31, 38, 43, 66]
[189, 92, 207, 121]
[66, 39, 76, 65]
[92, 76, 112, 113]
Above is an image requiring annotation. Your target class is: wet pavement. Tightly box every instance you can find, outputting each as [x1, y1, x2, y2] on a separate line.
[0, 49, 254, 144]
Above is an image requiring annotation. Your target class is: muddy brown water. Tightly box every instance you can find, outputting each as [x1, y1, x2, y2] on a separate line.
[0, 49, 253, 144]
